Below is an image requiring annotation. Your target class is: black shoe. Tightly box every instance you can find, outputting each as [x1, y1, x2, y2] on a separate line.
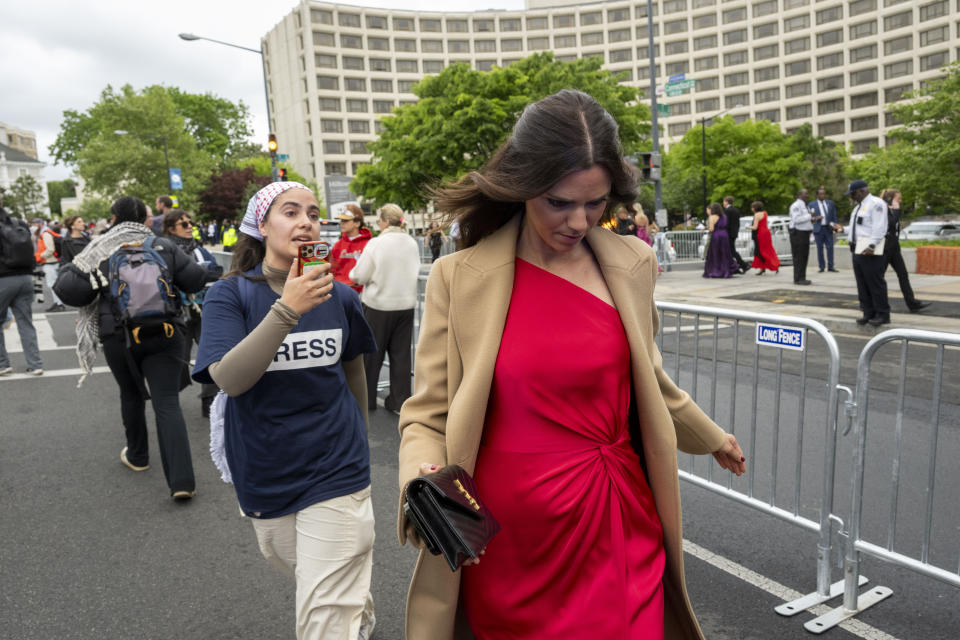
[828, 268, 839, 272]
[818, 269, 824, 273]
[201, 396, 213, 418]
[908, 301, 931, 313]
[868, 317, 890, 327]
[45, 303, 65, 312]
[856, 316, 872, 326]
[795, 280, 812, 285]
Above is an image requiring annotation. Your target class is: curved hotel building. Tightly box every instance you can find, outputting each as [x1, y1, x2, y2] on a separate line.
[263, 0, 959, 185]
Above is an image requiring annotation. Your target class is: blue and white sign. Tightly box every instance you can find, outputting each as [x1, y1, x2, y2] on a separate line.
[169, 168, 183, 191]
[756, 323, 805, 351]
[668, 73, 686, 83]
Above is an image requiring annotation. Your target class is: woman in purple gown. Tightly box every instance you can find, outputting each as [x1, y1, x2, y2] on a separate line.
[703, 202, 738, 278]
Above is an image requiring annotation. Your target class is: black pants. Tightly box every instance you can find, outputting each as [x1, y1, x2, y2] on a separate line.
[884, 242, 919, 308]
[728, 235, 748, 272]
[102, 329, 195, 494]
[790, 229, 811, 282]
[851, 251, 890, 320]
[363, 306, 413, 412]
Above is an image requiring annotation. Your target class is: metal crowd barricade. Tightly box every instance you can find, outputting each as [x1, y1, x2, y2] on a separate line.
[662, 230, 708, 264]
[806, 329, 960, 633]
[654, 302, 861, 614]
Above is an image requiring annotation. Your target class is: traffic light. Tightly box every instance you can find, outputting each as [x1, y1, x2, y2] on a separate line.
[638, 152, 662, 182]
[268, 133, 278, 158]
[278, 168, 288, 181]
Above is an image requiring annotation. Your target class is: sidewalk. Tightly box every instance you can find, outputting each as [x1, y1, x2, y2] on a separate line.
[654, 262, 960, 335]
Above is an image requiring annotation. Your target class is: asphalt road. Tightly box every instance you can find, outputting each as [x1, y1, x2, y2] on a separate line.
[2, 300, 957, 639]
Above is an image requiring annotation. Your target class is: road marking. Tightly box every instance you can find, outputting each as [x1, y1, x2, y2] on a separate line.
[0, 366, 111, 382]
[683, 539, 900, 640]
[3, 315, 67, 352]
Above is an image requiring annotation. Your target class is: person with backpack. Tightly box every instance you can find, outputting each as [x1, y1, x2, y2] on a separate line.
[0, 204, 44, 376]
[36, 221, 65, 312]
[54, 196, 207, 500]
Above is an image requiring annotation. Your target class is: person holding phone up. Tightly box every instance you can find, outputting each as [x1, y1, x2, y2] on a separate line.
[192, 182, 378, 640]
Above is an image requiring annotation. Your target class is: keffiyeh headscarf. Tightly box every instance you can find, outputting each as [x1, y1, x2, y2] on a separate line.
[239, 181, 312, 241]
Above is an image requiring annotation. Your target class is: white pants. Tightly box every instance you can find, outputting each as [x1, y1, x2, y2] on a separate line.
[250, 486, 375, 640]
[42, 263, 62, 305]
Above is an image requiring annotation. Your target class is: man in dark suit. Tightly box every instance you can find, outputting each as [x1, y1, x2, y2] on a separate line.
[723, 196, 750, 274]
[811, 186, 839, 273]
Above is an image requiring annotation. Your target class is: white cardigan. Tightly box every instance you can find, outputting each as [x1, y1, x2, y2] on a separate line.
[349, 227, 421, 311]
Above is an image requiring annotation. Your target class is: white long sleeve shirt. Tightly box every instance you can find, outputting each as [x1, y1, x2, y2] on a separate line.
[349, 227, 421, 311]
[847, 193, 888, 247]
[788, 199, 813, 231]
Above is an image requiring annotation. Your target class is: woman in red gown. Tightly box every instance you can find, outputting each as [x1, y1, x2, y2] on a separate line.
[748, 200, 780, 274]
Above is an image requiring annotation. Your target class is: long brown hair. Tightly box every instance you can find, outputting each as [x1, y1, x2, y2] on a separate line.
[880, 189, 901, 207]
[432, 89, 638, 249]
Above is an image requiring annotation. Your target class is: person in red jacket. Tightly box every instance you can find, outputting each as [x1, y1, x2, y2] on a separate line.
[330, 204, 372, 292]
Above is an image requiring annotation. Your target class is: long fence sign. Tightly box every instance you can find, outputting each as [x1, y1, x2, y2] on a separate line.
[756, 322, 806, 351]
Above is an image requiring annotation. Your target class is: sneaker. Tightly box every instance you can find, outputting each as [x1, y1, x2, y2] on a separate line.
[45, 303, 65, 313]
[25, 368, 43, 376]
[172, 490, 196, 501]
[120, 446, 149, 471]
[0, 367, 12, 376]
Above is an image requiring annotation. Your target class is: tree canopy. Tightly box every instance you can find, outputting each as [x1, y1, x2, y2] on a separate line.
[4, 175, 46, 218]
[350, 53, 650, 210]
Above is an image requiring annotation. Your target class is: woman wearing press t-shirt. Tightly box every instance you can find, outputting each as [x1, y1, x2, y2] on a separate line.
[192, 182, 378, 640]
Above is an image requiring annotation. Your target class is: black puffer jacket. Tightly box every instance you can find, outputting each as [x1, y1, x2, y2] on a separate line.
[54, 234, 207, 339]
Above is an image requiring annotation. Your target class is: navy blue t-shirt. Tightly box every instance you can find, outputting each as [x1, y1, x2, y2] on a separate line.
[193, 265, 377, 518]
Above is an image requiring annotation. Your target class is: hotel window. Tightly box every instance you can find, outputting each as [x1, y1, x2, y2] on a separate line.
[610, 28, 632, 42]
[920, 50, 949, 71]
[851, 138, 879, 154]
[529, 37, 549, 49]
[696, 98, 720, 112]
[755, 65, 779, 82]
[370, 58, 391, 72]
[671, 102, 692, 115]
[319, 98, 341, 111]
[398, 80, 416, 92]
[476, 39, 497, 52]
[348, 120, 370, 133]
[474, 19, 494, 32]
[666, 40, 689, 55]
[527, 16, 548, 30]
[555, 34, 577, 48]
[582, 32, 604, 46]
[346, 99, 367, 112]
[753, 0, 778, 17]
[345, 77, 366, 92]
[637, 24, 660, 37]
[366, 15, 387, 29]
[320, 119, 342, 133]
[373, 100, 394, 114]
[784, 0, 809, 8]
[610, 48, 633, 62]
[694, 35, 718, 50]
[371, 79, 392, 92]
[817, 29, 843, 47]
[885, 113, 903, 127]
[695, 55, 718, 70]
[785, 59, 811, 75]
[338, 12, 360, 28]
[785, 37, 811, 54]
[423, 60, 444, 73]
[693, 14, 717, 30]
[316, 75, 338, 90]
[637, 43, 661, 57]
[420, 18, 441, 32]
[850, 91, 879, 108]
[554, 14, 574, 28]
[885, 83, 912, 102]
[756, 109, 780, 122]
[323, 141, 344, 154]
[636, 65, 661, 80]
[784, 15, 809, 33]
[346, 56, 367, 70]
[920, 1, 948, 21]
[884, 12, 912, 31]
[669, 123, 692, 136]
[724, 49, 748, 65]
[699, 76, 719, 90]
[581, 11, 602, 26]
[726, 92, 749, 108]
[325, 163, 346, 176]
[818, 52, 843, 70]
[608, 7, 631, 21]
[692, 0, 716, 7]
[920, 26, 948, 46]
[316, 54, 337, 68]
[556, 54, 577, 62]
[662, 0, 687, 14]
[666, 61, 689, 75]
[818, 98, 844, 114]
[449, 40, 470, 53]
[500, 18, 521, 31]
[850, 68, 878, 85]
[340, 34, 362, 49]
[785, 81, 812, 97]
[724, 29, 747, 45]
[754, 44, 778, 60]
[447, 19, 467, 32]
[816, 6, 843, 25]
[313, 32, 335, 46]
[884, 0, 910, 5]
[374, 121, 384, 134]
[850, 21, 878, 40]
[368, 37, 389, 51]
[819, 121, 844, 136]
[725, 71, 748, 86]
[722, 8, 746, 23]
[755, 88, 780, 103]
[884, 59, 913, 78]
[754, 22, 778, 39]
[849, 0, 877, 16]
[393, 17, 414, 31]
[850, 44, 877, 63]
[350, 141, 370, 154]
[884, 34, 912, 55]
[311, 9, 332, 24]
[818, 75, 844, 91]
[635, 3, 659, 18]
[617, 70, 634, 83]
[502, 38, 522, 51]
[422, 39, 443, 53]
[395, 38, 417, 52]
[665, 19, 688, 34]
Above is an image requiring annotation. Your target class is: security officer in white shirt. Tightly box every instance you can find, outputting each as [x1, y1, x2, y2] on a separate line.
[788, 189, 813, 285]
[845, 179, 890, 326]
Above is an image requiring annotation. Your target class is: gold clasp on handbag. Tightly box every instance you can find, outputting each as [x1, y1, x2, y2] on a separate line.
[454, 479, 480, 511]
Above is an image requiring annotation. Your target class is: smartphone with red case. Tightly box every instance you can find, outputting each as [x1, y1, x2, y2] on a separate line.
[298, 241, 330, 276]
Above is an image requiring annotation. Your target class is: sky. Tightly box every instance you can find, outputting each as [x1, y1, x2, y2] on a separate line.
[0, 0, 524, 182]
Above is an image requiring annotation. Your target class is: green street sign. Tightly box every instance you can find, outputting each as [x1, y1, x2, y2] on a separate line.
[665, 78, 696, 91]
[665, 88, 684, 97]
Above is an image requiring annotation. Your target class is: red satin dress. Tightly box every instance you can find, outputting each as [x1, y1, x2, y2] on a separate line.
[461, 259, 665, 639]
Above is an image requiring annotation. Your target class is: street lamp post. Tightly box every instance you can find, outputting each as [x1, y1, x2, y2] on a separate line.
[178, 32, 277, 181]
[114, 129, 170, 191]
[700, 104, 742, 215]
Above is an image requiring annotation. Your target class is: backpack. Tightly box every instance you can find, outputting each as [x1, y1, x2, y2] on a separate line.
[0, 216, 36, 270]
[106, 236, 180, 344]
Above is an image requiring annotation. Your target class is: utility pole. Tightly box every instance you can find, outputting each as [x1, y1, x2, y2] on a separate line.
[646, 0, 663, 220]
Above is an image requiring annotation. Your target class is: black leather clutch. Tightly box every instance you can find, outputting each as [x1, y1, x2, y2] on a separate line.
[403, 465, 501, 572]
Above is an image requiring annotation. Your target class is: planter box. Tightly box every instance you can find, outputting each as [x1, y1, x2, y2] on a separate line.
[916, 246, 960, 275]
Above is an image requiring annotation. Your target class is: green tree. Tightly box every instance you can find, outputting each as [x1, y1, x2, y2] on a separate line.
[787, 124, 851, 217]
[6, 174, 46, 217]
[77, 196, 113, 222]
[351, 53, 649, 210]
[47, 179, 77, 217]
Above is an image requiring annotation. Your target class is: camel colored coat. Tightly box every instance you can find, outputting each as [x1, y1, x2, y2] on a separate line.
[397, 215, 728, 639]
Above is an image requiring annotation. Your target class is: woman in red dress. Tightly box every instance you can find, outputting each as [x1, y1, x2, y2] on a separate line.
[748, 200, 781, 275]
[397, 90, 746, 639]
